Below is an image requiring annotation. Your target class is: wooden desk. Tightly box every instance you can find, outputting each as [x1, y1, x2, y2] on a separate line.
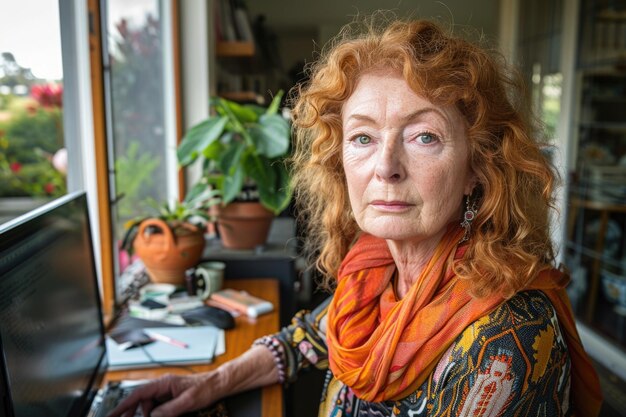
[105, 279, 283, 417]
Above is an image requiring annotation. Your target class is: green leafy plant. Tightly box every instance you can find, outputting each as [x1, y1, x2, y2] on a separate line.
[120, 187, 220, 255]
[114, 140, 160, 233]
[177, 91, 291, 215]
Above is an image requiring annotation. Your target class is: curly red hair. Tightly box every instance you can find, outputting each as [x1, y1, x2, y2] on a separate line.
[290, 17, 558, 298]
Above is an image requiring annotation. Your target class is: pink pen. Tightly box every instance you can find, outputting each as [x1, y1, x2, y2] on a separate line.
[145, 330, 189, 349]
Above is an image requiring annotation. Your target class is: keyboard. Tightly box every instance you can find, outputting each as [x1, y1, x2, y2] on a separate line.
[89, 381, 146, 417]
[88, 381, 230, 417]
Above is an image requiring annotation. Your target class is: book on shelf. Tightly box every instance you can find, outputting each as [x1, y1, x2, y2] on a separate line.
[217, 0, 237, 42]
[215, 0, 254, 44]
[213, 0, 223, 41]
[232, 0, 254, 43]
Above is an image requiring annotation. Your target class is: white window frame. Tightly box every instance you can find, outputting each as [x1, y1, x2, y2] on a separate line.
[59, 0, 102, 283]
[57, 0, 180, 292]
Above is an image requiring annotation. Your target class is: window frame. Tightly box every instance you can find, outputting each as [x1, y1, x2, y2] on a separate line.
[84, 0, 184, 320]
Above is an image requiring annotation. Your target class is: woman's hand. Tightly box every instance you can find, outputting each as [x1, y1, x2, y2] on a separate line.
[107, 371, 224, 417]
[107, 345, 280, 417]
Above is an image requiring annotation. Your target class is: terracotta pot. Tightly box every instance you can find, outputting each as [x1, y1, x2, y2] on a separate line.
[133, 219, 205, 285]
[213, 202, 274, 249]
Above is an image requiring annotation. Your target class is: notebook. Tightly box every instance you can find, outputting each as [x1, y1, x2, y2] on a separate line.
[0, 193, 235, 417]
[106, 325, 225, 370]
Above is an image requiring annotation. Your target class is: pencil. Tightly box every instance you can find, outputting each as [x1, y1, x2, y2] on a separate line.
[144, 330, 189, 349]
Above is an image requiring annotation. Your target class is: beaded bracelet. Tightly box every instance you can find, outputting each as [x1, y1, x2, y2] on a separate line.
[253, 335, 287, 384]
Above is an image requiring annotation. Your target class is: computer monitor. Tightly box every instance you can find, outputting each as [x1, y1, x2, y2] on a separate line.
[0, 192, 108, 417]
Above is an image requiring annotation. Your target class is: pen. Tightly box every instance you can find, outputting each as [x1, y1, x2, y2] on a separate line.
[144, 330, 188, 349]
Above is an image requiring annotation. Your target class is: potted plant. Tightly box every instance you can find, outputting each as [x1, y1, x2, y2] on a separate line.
[177, 91, 292, 249]
[121, 188, 219, 285]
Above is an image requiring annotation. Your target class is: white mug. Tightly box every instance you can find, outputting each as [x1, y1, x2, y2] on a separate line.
[188, 261, 225, 300]
[139, 283, 176, 304]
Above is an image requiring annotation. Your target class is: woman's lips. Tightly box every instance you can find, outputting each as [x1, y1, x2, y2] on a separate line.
[369, 200, 414, 212]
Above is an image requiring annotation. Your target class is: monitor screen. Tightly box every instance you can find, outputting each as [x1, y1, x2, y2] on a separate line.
[0, 192, 107, 417]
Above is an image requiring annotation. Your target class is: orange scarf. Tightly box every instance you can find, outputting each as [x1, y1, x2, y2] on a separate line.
[327, 226, 602, 416]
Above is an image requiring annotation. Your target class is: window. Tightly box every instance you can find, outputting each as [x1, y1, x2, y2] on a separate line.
[101, 0, 179, 302]
[517, 0, 564, 144]
[0, 0, 181, 316]
[0, 1, 67, 222]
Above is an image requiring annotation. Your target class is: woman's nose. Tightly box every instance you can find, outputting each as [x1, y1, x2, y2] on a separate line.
[374, 136, 406, 182]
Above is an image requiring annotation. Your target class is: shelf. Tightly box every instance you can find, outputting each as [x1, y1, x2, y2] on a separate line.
[579, 121, 626, 131]
[570, 197, 626, 210]
[578, 57, 626, 71]
[216, 41, 255, 57]
[590, 96, 626, 102]
[219, 91, 263, 104]
[565, 241, 624, 268]
[580, 65, 626, 75]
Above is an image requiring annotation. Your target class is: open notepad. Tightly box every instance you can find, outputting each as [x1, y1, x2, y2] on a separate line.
[106, 325, 225, 370]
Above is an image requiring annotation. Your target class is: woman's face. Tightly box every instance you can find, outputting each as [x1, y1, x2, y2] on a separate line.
[342, 71, 475, 245]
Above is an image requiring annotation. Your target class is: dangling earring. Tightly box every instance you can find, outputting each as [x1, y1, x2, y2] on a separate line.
[460, 194, 478, 243]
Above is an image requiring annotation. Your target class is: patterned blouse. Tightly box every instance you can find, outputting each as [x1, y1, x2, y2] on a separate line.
[271, 290, 573, 416]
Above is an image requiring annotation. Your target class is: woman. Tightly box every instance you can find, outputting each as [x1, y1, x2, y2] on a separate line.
[110, 18, 602, 417]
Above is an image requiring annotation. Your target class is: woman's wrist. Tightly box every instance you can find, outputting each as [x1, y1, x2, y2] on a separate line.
[210, 364, 233, 401]
[215, 344, 281, 395]
[252, 335, 287, 384]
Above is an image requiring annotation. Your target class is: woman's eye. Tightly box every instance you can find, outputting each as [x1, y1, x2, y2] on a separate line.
[416, 132, 438, 144]
[356, 135, 371, 145]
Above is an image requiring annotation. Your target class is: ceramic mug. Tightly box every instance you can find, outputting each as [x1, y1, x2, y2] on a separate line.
[186, 261, 225, 300]
[139, 283, 176, 304]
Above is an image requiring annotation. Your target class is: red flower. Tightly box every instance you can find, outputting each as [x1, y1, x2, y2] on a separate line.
[31, 83, 63, 108]
[44, 183, 55, 194]
[9, 162, 21, 173]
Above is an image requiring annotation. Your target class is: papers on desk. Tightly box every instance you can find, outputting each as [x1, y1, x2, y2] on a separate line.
[106, 326, 225, 370]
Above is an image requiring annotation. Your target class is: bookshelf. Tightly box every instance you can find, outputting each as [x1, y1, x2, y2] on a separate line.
[212, 0, 263, 103]
[564, 0, 626, 349]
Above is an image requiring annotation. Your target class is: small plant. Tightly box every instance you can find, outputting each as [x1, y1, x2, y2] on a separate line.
[176, 91, 291, 215]
[120, 187, 219, 255]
